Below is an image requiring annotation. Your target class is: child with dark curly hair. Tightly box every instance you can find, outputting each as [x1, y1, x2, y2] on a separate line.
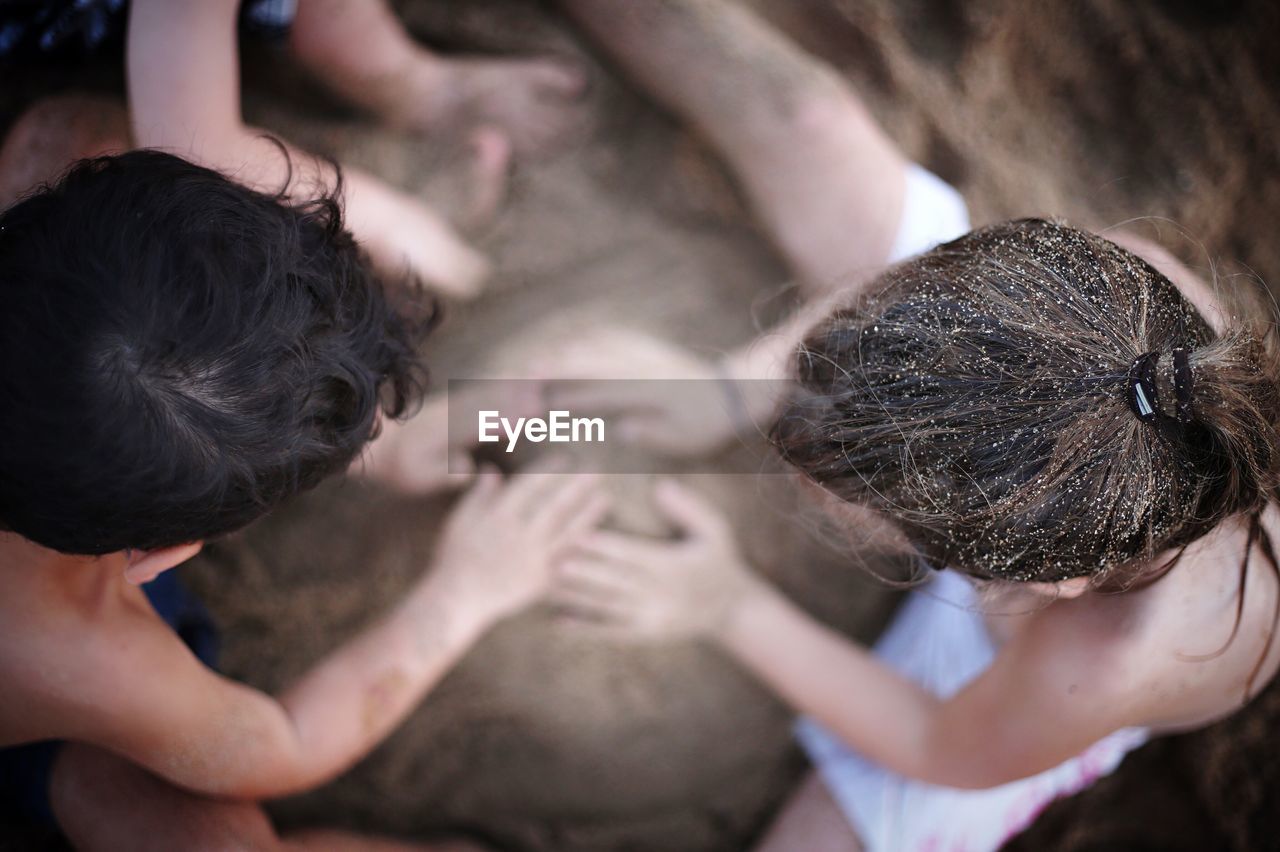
[0, 151, 607, 850]
[1, 0, 587, 298]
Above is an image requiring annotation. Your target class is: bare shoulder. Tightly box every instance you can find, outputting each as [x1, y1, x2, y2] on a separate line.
[1156, 507, 1280, 721]
[1043, 510, 1280, 731]
[0, 539, 210, 747]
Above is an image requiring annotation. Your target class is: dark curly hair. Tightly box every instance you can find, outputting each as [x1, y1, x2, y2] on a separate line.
[0, 150, 430, 554]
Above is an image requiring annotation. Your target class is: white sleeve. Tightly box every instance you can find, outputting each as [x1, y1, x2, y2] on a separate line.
[886, 165, 972, 264]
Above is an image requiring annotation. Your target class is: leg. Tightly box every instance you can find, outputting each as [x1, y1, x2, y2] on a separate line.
[50, 743, 484, 852]
[0, 95, 493, 299]
[560, 0, 907, 291]
[339, 162, 494, 300]
[0, 95, 130, 209]
[755, 771, 863, 852]
[290, 0, 586, 155]
[50, 743, 282, 852]
[286, 830, 489, 851]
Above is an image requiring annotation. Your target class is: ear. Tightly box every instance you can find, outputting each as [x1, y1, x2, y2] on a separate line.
[1023, 575, 1092, 600]
[123, 542, 204, 586]
[1053, 575, 1092, 599]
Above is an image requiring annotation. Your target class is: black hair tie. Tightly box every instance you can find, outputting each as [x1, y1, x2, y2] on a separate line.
[1126, 349, 1194, 424]
[1126, 352, 1160, 422]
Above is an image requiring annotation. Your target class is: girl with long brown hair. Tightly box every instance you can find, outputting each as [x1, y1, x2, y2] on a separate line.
[544, 1, 1280, 849]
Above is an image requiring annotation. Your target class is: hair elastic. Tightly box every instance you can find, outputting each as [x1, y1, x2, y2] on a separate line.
[1126, 352, 1160, 422]
[1126, 349, 1195, 424]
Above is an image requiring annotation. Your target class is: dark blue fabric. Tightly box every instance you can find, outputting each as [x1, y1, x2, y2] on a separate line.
[0, 570, 219, 828]
[0, 0, 295, 63]
[141, 569, 221, 668]
[0, 740, 61, 827]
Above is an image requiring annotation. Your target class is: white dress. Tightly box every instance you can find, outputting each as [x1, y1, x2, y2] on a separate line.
[795, 169, 1150, 852]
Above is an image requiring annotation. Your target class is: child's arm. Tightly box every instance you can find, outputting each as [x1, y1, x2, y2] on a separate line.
[555, 480, 1142, 789]
[715, 574, 1139, 788]
[127, 0, 314, 198]
[352, 392, 477, 494]
[126, 0, 488, 298]
[354, 381, 548, 494]
[77, 469, 606, 799]
[524, 294, 842, 458]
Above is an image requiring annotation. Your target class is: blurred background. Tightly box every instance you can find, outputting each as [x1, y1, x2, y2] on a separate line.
[3, 0, 1279, 849]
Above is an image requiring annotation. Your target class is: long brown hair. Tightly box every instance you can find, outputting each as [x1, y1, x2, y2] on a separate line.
[775, 218, 1280, 600]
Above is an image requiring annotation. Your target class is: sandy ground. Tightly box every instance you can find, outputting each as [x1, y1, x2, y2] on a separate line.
[186, 8, 906, 847]
[3, 0, 1280, 849]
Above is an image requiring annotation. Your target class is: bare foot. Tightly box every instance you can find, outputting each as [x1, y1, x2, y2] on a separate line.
[340, 159, 490, 299]
[0, 94, 130, 208]
[405, 55, 587, 157]
[366, 128, 511, 298]
[374, 199, 492, 300]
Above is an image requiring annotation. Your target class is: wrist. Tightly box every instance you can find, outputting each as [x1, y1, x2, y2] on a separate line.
[713, 359, 755, 445]
[716, 350, 786, 433]
[409, 572, 498, 652]
[709, 568, 774, 645]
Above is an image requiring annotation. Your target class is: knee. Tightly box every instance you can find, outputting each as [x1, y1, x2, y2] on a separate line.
[50, 744, 284, 852]
[3, 95, 130, 160]
[0, 95, 130, 206]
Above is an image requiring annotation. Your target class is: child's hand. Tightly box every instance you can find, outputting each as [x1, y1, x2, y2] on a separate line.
[356, 394, 473, 494]
[357, 383, 546, 495]
[527, 327, 743, 458]
[428, 462, 611, 630]
[550, 480, 759, 641]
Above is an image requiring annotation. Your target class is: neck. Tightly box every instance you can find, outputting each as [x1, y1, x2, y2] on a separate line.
[0, 531, 123, 596]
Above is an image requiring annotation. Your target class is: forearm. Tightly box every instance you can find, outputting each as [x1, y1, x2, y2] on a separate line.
[132, 108, 429, 284]
[133, 111, 325, 202]
[156, 577, 488, 800]
[714, 579, 944, 781]
[261, 469, 597, 795]
[129, 0, 308, 196]
[259, 574, 491, 796]
[127, 0, 243, 155]
[116, 469, 585, 801]
[717, 291, 845, 430]
[204, 130, 452, 288]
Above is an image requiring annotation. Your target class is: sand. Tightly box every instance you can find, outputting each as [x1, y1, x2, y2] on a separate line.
[186, 5, 904, 849]
[3, 0, 1279, 849]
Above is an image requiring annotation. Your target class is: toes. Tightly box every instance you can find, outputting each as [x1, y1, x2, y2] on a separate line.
[401, 212, 491, 300]
[464, 126, 513, 231]
[527, 59, 589, 99]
